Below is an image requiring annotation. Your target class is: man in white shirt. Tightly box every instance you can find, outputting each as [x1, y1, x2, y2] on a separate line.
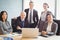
[24, 1, 38, 28]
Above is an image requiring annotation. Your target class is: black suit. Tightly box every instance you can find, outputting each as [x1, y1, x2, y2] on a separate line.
[25, 8, 38, 28]
[16, 16, 28, 28]
[16, 16, 28, 33]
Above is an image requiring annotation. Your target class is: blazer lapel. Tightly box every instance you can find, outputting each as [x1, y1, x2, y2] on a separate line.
[51, 22, 55, 32]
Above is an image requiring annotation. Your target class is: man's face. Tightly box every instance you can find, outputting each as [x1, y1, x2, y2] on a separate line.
[29, 3, 34, 9]
[21, 13, 26, 20]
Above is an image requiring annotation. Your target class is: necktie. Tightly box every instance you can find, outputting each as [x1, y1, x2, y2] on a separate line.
[30, 10, 32, 23]
[22, 21, 24, 28]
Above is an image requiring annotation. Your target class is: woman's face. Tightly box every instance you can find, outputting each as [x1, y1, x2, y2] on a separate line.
[47, 15, 53, 22]
[43, 4, 48, 10]
[2, 12, 7, 21]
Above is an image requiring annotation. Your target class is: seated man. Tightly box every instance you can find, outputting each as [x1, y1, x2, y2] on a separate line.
[16, 11, 28, 33]
[41, 13, 58, 36]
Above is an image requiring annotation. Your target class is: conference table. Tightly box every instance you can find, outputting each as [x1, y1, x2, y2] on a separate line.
[0, 34, 60, 40]
[0, 33, 22, 40]
[22, 35, 60, 40]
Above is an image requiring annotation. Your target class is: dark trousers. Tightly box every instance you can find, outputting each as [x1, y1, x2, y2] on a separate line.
[28, 22, 37, 28]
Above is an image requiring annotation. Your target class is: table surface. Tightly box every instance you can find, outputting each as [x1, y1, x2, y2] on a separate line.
[22, 35, 60, 40]
[0, 34, 60, 40]
[0, 33, 22, 40]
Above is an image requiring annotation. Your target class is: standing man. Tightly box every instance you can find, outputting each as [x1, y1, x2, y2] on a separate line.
[24, 1, 38, 28]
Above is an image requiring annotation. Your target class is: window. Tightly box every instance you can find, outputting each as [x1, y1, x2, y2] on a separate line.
[56, 0, 60, 20]
[24, 0, 55, 19]
[0, 0, 22, 23]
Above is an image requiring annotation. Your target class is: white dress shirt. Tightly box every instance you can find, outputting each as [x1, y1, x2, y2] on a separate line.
[28, 9, 34, 23]
[47, 22, 52, 33]
[40, 11, 47, 21]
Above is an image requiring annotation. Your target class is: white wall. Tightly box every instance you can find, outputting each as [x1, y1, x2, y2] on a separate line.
[0, 0, 22, 24]
[56, 0, 60, 20]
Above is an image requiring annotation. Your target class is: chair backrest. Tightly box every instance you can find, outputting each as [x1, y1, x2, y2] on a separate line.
[11, 18, 17, 32]
[54, 19, 60, 35]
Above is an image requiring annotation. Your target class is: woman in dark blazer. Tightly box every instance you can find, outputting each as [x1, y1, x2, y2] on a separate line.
[41, 14, 58, 36]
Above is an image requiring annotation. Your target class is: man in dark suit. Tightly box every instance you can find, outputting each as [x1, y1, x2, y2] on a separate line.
[16, 11, 28, 33]
[41, 14, 58, 36]
[24, 1, 38, 28]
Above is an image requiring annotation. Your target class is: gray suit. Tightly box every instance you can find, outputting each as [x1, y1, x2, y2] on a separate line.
[43, 21, 58, 34]
[0, 21, 13, 34]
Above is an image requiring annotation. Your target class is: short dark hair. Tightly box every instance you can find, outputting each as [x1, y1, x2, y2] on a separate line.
[43, 3, 49, 8]
[47, 12, 54, 18]
[29, 1, 33, 4]
[0, 11, 8, 22]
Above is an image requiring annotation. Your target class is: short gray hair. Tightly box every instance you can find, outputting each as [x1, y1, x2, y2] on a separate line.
[20, 11, 26, 17]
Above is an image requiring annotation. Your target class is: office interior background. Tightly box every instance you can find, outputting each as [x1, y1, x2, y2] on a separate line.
[0, 0, 60, 24]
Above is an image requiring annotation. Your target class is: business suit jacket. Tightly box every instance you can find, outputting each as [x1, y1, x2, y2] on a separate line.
[43, 21, 58, 34]
[25, 8, 38, 28]
[15, 16, 28, 33]
[16, 16, 28, 28]
[38, 11, 54, 32]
